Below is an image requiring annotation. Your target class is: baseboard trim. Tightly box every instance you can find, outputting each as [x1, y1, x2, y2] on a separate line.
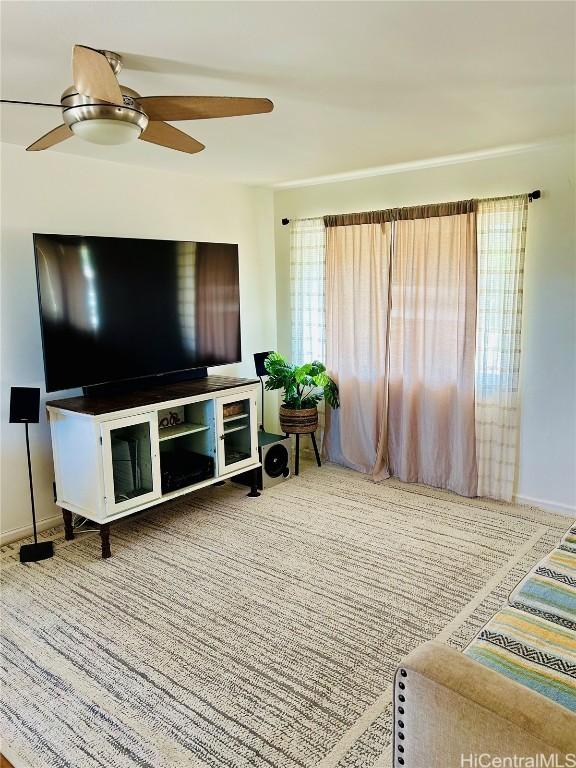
[1, 514, 63, 547]
[514, 494, 575, 517]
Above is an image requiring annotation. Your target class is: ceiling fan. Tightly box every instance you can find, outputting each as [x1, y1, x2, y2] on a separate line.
[1, 45, 274, 154]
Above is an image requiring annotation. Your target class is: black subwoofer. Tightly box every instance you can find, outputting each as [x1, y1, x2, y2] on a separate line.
[234, 432, 291, 490]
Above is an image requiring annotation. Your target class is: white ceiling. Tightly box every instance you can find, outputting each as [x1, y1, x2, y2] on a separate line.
[1, 1, 574, 186]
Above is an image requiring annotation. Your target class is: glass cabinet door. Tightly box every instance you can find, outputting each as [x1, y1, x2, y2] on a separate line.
[101, 412, 161, 515]
[216, 393, 258, 475]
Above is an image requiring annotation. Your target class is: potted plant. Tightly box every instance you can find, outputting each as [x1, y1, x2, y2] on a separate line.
[264, 352, 340, 433]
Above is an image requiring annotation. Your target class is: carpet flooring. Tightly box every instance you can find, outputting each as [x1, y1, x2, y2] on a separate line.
[0, 462, 571, 768]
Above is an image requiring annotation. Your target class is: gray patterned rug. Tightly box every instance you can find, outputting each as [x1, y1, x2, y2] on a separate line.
[1, 462, 570, 768]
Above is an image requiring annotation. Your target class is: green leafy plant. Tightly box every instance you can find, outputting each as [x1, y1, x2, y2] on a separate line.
[264, 352, 340, 410]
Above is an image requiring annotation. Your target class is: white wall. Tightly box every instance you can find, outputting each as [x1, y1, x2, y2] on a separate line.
[274, 140, 576, 514]
[0, 143, 276, 541]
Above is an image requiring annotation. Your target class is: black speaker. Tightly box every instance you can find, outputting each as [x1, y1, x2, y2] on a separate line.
[234, 432, 291, 490]
[254, 352, 272, 378]
[9, 386, 53, 563]
[9, 387, 40, 424]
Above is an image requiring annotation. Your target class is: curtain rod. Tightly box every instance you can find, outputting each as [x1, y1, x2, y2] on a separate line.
[281, 190, 541, 225]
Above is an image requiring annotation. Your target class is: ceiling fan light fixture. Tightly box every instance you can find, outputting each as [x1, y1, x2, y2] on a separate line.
[70, 118, 142, 145]
[13, 46, 274, 155]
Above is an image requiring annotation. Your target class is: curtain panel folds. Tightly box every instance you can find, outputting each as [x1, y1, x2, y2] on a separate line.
[290, 193, 528, 502]
[324, 222, 392, 477]
[324, 199, 475, 227]
[323, 209, 478, 495]
[387, 212, 478, 497]
[290, 218, 326, 365]
[474, 195, 528, 501]
[290, 218, 327, 442]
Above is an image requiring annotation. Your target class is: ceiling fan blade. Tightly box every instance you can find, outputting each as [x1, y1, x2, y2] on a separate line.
[0, 99, 61, 108]
[140, 122, 205, 154]
[26, 123, 73, 151]
[136, 96, 274, 121]
[72, 45, 124, 104]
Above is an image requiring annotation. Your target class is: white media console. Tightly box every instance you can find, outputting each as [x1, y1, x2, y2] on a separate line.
[46, 376, 261, 558]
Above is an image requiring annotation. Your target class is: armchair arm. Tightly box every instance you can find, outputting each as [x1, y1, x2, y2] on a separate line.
[388, 641, 576, 768]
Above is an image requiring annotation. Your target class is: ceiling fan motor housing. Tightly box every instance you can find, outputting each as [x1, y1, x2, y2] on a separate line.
[100, 50, 122, 75]
[61, 85, 149, 134]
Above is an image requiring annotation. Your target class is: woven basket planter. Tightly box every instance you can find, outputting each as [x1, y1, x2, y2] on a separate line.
[279, 406, 318, 434]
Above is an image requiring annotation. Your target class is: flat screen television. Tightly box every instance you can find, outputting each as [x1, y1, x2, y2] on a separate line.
[34, 233, 241, 392]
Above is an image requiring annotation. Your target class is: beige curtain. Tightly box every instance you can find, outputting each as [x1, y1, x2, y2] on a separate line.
[387, 211, 478, 496]
[319, 197, 526, 500]
[475, 195, 528, 501]
[324, 222, 392, 478]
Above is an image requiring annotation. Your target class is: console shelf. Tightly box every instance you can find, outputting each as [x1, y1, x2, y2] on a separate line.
[223, 413, 248, 423]
[160, 474, 220, 501]
[224, 424, 249, 435]
[158, 423, 209, 441]
[46, 376, 262, 558]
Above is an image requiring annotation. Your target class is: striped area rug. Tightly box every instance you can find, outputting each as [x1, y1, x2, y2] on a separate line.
[0, 462, 570, 768]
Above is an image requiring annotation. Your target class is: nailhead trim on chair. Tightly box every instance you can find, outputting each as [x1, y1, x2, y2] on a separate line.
[394, 669, 408, 766]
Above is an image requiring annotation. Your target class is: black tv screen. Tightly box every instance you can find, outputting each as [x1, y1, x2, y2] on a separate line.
[34, 233, 241, 392]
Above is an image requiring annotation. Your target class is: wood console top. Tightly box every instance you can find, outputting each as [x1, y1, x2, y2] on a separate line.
[46, 375, 259, 416]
